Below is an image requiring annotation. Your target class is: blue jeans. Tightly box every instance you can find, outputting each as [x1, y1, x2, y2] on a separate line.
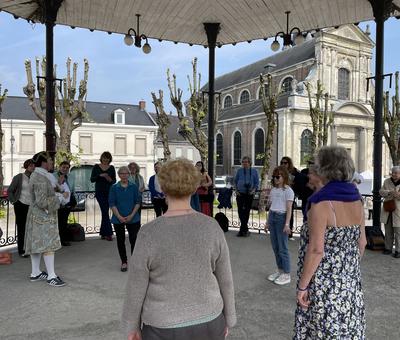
[268, 211, 290, 273]
[95, 191, 113, 237]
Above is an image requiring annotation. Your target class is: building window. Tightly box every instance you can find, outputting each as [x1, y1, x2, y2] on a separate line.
[233, 131, 241, 165]
[20, 131, 35, 153]
[79, 133, 92, 154]
[281, 77, 293, 94]
[338, 68, 350, 100]
[114, 109, 125, 125]
[300, 129, 313, 165]
[254, 129, 265, 166]
[187, 148, 194, 161]
[175, 148, 182, 158]
[216, 133, 223, 165]
[114, 135, 127, 155]
[224, 95, 233, 108]
[135, 136, 146, 156]
[239, 90, 250, 104]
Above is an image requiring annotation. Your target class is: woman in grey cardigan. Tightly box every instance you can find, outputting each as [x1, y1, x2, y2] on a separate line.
[7, 159, 35, 256]
[24, 152, 66, 287]
[122, 159, 236, 340]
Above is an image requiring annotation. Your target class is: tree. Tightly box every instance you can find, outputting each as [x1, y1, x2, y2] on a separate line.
[151, 90, 172, 161]
[383, 71, 400, 165]
[167, 58, 209, 164]
[23, 57, 89, 164]
[305, 80, 333, 154]
[0, 84, 8, 193]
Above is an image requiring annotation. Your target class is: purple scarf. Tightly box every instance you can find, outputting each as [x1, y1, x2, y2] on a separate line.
[308, 180, 361, 204]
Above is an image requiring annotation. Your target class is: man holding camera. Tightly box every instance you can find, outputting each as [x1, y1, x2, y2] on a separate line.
[234, 156, 259, 237]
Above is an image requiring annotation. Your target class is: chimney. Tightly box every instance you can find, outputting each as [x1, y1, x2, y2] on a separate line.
[139, 100, 146, 111]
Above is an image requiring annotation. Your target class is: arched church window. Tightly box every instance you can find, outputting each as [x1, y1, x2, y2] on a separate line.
[224, 95, 232, 108]
[216, 134, 223, 165]
[338, 68, 350, 100]
[233, 131, 242, 165]
[300, 129, 313, 165]
[254, 129, 265, 166]
[281, 77, 293, 94]
[240, 90, 250, 104]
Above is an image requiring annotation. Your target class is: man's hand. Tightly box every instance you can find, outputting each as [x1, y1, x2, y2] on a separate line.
[283, 225, 291, 234]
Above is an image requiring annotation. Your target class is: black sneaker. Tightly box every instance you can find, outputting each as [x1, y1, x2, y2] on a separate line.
[30, 271, 48, 282]
[393, 251, 400, 258]
[47, 276, 66, 287]
[383, 249, 392, 255]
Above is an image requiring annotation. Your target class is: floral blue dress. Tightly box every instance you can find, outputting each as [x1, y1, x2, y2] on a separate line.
[294, 219, 365, 339]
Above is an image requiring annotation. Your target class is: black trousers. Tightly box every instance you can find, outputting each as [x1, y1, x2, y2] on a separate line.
[236, 193, 254, 234]
[57, 207, 71, 243]
[142, 313, 225, 340]
[114, 222, 141, 263]
[152, 198, 168, 217]
[14, 201, 29, 255]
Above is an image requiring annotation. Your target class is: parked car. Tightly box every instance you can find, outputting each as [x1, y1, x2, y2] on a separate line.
[215, 177, 226, 189]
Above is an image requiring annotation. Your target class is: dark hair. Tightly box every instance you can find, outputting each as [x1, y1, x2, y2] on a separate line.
[100, 151, 112, 163]
[271, 166, 290, 187]
[23, 159, 34, 169]
[280, 156, 295, 173]
[32, 151, 50, 167]
[59, 161, 70, 167]
[196, 161, 206, 174]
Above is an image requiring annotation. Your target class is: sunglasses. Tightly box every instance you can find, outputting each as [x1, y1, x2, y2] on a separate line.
[272, 175, 281, 180]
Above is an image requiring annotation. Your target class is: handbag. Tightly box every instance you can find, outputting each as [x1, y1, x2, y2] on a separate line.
[383, 199, 396, 212]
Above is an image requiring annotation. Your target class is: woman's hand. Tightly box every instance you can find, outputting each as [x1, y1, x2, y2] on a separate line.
[118, 215, 127, 223]
[264, 224, 269, 233]
[224, 326, 229, 338]
[283, 224, 291, 234]
[127, 330, 142, 340]
[297, 290, 310, 310]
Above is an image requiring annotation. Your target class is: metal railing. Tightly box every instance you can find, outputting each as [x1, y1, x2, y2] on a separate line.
[0, 190, 374, 248]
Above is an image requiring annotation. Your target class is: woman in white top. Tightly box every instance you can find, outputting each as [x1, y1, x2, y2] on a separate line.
[265, 165, 294, 286]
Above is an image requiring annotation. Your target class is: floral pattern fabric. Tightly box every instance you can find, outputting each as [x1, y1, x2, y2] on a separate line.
[294, 223, 365, 339]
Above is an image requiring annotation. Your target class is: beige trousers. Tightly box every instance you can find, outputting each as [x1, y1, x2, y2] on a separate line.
[384, 214, 400, 252]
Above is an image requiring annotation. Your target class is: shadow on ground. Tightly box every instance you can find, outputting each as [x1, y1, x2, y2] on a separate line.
[0, 230, 399, 340]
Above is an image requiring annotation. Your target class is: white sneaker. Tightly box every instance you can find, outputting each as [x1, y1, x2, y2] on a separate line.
[274, 273, 291, 285]
[267, 271, 281, 282]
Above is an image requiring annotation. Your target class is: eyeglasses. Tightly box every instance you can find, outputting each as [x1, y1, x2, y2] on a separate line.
[272, 175, 281, 180]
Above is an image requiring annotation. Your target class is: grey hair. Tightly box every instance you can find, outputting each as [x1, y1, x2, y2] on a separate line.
[391, 166, 400, 173]
[117, 166, 130, 175]
[315, 146, 355, 182]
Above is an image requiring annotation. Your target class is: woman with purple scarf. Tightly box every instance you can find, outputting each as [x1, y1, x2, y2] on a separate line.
[294, 146, 367, 339]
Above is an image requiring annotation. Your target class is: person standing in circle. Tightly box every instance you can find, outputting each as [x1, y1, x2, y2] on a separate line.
[148, 162, 168, 217]
[195, 161, 213, 216]
[265, 166, 294, 286]
[234, 156, 259, 237]
[7, 159, 35, 257]
[24, 152, 65, 287]
[90, 151, 116, 241]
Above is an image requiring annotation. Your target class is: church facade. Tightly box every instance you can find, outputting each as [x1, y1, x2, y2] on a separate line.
[213, 25, 390, 177]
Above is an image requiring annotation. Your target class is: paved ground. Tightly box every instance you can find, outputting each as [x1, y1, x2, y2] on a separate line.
[0, 230, 399, 340]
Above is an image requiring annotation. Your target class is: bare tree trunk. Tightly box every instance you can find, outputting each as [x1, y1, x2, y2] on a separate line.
[151, 90, 172, 160]
[23, 57, 89, 165]
[0, 84, 8, 193]
[258, 74, 278, 212]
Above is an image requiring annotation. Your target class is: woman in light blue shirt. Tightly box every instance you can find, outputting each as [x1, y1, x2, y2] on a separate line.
[109, 166, 141, 272]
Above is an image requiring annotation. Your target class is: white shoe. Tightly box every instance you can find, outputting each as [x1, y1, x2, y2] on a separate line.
[267, 271, 281, 282]
[274, 273, 291, 285]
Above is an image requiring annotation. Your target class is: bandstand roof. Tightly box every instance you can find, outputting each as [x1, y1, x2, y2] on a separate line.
[0, 0, 399, 46]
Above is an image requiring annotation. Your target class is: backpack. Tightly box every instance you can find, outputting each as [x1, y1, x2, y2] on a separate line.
[215, 212, 229, 232]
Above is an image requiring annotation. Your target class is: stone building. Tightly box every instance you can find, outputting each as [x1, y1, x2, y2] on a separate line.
[213, 24, 390, 177]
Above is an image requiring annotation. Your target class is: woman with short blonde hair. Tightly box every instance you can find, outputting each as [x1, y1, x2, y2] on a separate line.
[122, 159, 236, 340]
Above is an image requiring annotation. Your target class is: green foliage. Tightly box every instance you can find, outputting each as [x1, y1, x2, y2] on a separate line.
[0, 207, 5, 219]
[68, 214, 77, 224]
[55, 148, 82, 167]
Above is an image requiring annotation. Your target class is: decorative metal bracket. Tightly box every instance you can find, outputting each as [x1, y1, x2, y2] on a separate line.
[366, 73, 393, 92]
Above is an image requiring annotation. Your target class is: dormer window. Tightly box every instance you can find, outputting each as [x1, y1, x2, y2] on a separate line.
[114, 109, 125, 125]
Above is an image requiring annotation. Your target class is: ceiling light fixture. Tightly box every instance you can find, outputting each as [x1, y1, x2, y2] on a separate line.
[271, 11, 303, 52]
[124, 14, 151, 54]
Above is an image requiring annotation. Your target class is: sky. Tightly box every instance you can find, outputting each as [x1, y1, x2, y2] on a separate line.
[1, 12, 400, 113]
